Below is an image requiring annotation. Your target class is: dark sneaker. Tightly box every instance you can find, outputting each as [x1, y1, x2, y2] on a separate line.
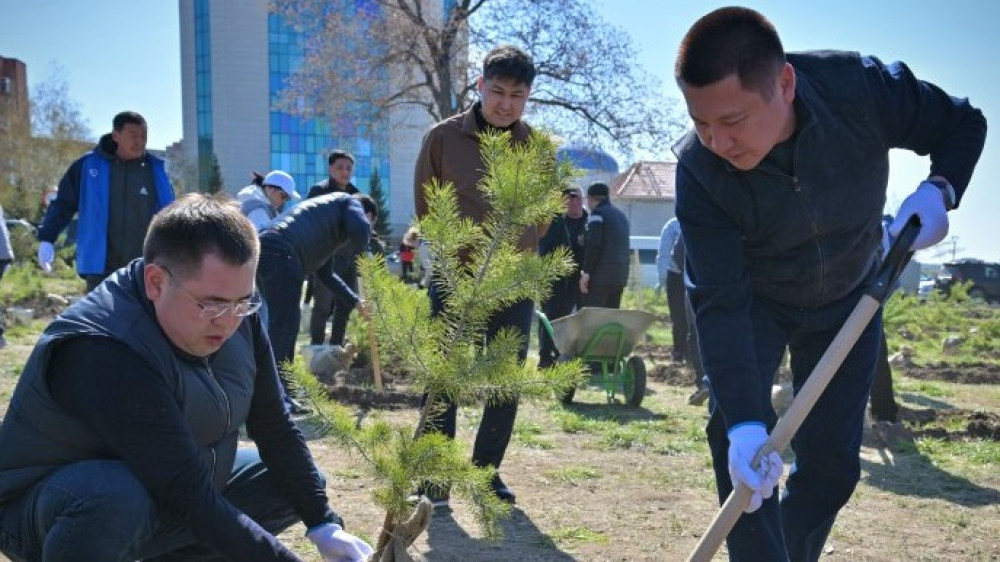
[407, 483, 450, 508]
[490, 475, 516, 504]
[687, 387, 709, 406]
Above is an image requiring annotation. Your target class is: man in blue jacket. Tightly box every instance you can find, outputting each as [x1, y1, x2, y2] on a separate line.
[0, 194, 371, 561]
[37, 111, 174, 291]
[673, 7, 986, 561]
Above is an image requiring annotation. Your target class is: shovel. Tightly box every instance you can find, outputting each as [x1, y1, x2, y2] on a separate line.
[686, 215, 921, 562]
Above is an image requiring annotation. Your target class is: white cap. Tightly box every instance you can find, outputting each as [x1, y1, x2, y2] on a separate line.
[263, 170, 300, 200]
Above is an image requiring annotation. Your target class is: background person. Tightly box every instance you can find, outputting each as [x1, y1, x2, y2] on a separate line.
[673, 7, 985, 560]
[256, 192, 375, 414]
[237, 169, 300, 230]
[579, 182, 630, 308]
[399, 227, 419, 283]
[0, 194, 371, 561]
[36, 111, 175, 291]
[411, 44, 544, 506]
[537, 186, 587, 368]
[657, 216, 687, 362]
[306, 150, 361, 347]
[0, 202, 13, 348]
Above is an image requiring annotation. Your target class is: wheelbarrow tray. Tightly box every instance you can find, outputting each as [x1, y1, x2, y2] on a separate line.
[549, 307, 657, 358]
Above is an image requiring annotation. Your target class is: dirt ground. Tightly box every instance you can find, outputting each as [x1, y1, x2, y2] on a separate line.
[279, 348, 1000, 561]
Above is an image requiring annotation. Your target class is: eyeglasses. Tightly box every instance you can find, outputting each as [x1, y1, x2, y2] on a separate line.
[159, 264, 263, 319]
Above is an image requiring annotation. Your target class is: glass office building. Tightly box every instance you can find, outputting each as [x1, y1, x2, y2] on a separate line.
[180, 0, 420, 221]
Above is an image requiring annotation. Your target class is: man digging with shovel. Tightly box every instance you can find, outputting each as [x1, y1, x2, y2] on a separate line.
[673, 7, 986, 561]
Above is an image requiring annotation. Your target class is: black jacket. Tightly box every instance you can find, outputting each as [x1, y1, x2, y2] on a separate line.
[673, 50, 987, 426]
[0, 260, 337, 560]
[582, 199, 630, 287]
[260, 193, 370, 304]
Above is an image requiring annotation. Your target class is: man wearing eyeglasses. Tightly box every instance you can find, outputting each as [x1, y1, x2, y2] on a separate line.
[0, 194, 372, 561]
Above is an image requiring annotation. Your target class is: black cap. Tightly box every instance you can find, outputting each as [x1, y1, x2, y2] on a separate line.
[587, 182, 610, 197]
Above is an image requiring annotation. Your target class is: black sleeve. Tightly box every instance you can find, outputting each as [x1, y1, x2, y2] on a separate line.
[538, 215, 561, 256]
[48, 337, 302, 561]
[37, 158, 83, 243]
[243, 314, 341, 530]
[582, 211, 605, 273]
[315, 256, 359, 306]
[864, 56, 987, 197]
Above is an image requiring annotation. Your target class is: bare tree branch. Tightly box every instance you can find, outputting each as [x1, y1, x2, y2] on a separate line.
[271, 0, 686, 158]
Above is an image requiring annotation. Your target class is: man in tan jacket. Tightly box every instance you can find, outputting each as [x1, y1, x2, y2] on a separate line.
[411, 45, 539, 507]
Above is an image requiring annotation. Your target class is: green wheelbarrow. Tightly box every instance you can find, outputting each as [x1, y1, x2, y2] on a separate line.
[536, 307, 657, 407]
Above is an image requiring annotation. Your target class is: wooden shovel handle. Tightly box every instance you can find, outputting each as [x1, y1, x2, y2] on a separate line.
[687, 295, 881, 562]
[366, 317, 383, 393]
[688, 217, 920, 560]
[357, 275, 383, 393]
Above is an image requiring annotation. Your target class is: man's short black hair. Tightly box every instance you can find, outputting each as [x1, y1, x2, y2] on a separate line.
[353, 193, 378, 219]
[112, 111, 147, 131]
[144, 194, 259, 279]
[483, 45, 536, 87]
[675, 7, 786, 98]
[328, 149, 355, 165]
[586, 182, 610, 199]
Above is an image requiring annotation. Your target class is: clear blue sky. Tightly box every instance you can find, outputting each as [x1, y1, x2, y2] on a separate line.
[1, 0, 996, 263]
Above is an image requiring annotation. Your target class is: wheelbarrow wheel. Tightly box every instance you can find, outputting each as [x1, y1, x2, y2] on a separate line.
[623, 356, 647, 407]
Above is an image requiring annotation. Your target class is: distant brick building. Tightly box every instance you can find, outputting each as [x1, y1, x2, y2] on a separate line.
[0, 55, 30, 183]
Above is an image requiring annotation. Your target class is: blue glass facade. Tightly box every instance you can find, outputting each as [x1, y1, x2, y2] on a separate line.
[266, 11, 389, 197]
[194, 0, 214, 188]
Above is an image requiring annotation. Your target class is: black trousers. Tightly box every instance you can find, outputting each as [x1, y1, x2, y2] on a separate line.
[538, 277, 581, 368]
[420, 282, 533, 470]
[666, 270, 689, 361]
[581, 283, 623, 309]
[308, 256, 358, 346]
[685, 294, 706, 388]
[869, 330, 899, 422]
[256, 240, 304, 394]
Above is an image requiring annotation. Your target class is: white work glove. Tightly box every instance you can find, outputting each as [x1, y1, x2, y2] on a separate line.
[889, 181, 949, 250]
[37, 241, 55, 273]
[307, 523, 374, 562]
[728, 423, 783, 514]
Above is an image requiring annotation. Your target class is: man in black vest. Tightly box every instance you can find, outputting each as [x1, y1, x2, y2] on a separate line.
[674, 7, 985, 560]
[0, 194, 371, 561]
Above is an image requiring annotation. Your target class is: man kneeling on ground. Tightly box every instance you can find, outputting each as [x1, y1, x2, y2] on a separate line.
[0, 194, 372, 561]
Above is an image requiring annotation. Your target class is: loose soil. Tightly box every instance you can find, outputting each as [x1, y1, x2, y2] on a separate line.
[277, 345, 1000, 561]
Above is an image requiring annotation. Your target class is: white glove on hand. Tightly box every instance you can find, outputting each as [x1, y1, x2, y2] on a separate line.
[728, 423, 783, 514]
[37, 241, 55, 273]
[307, 523, 374, 562]
[889, 181, 949, 250]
